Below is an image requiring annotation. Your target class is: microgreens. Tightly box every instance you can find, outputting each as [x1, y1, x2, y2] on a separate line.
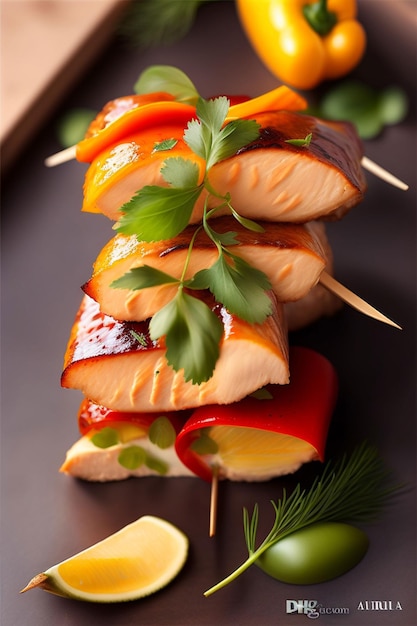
[113, 77, 270, 384]
[153, 138, 178, 152]
[285, 132, 312, 147]
[130, 329, 148, 346]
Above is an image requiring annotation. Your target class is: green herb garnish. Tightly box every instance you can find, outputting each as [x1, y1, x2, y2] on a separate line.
[57, 107, 97, 148]
[135, 65, 199, 104]
[204, 442, 398, 596]
[118, 445, 147, 470]
[90, 427, 119, 449]
[113, 85, 268, 384]
[285, 132, 312, 147]
[145, 455, 169, 475]
[190, 432, 219, 455]
[148, 416, 177, 449]
[153, 138, 178, 152]
[130, 329, 148, 347]
[319, 80, 409, 139]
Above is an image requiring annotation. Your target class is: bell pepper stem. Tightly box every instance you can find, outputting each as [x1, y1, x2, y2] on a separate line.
[303, 0, 337, 36]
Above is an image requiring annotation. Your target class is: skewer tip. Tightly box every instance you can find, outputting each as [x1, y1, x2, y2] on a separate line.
[44, 145, 77, 168]
[361, 156, 409, 191]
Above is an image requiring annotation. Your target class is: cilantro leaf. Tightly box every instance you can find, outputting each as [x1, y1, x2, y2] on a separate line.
[184, 97, 229, 162]
[161, 156, 200, 187]
[149, 290, 223, 384]
[111, 266, 179, 290]
[204, 220, 240, 246]
[184, 98, 259, 169]
[208, 119, 260, 167]
[197, 96, 230, 135]
[116, 184, 203, 241]
[228, 207, 265, 233]
[191, 254, 272, 324]
[183, 118, 207, 161]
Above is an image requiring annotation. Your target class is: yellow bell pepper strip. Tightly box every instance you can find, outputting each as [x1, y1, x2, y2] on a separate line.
[76, 85, 307, 164]
[236, 0, 366, 90]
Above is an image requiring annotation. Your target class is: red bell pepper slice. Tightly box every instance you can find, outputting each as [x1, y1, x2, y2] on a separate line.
[175, 346, 338, 482]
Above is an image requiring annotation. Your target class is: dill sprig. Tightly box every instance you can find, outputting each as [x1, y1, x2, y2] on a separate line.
[204, 442, 399, 596]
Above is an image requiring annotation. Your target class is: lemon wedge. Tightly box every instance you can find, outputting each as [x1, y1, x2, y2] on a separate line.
[20, 516, 188, 603]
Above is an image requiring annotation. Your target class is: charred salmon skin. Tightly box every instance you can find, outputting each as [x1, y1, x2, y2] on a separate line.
[61, 295, 289, 412]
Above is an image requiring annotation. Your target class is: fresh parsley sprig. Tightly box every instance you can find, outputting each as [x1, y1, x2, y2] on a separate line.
[204, 442, 399, 596]
[113, 94, 269, 383]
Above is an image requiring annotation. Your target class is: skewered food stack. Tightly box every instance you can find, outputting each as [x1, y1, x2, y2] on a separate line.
[59, 70, 369, 483]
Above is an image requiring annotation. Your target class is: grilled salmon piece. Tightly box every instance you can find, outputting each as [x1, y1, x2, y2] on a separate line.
[61, 295, 289, 412]
[83, 217, 328, 323]
[81, 110, 365, 224]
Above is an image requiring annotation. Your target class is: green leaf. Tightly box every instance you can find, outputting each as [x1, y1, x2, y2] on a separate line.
[203, 220, 239, 246]
[184, 97, 229, 162]
[134, 64, 200, 103]
[90, 427, 119, 449]
[191, 254, 272, 324]
[190, 432, 219, 455]
[161, 157, 200, 188]
[209, 119, 260, 167]
[198, 96, 230, 135]
[149, 290, 223, 384]
[153, 138, 178, 152]
[130, 330, 148, 347]
[116, 184, 203, 241]
[145, 454, 169, 475]
[317, 80, 409, 139]
[285, 132, 312, 147]
[184, 98, 260, 170]
[148, 416, 177, 449]
[111, 266, 179, 290]
[229, 208, 265, 233]
[57, 108, 96, 148]
[378, 87, 408, 125]
[118, 445, 146, 470]
[183, 118, 207, 160]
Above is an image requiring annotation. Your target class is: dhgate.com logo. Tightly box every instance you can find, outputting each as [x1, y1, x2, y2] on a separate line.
[286, 599, 349, 619]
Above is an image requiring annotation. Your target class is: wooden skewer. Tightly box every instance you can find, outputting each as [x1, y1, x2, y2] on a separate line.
[44, 146, 409, 192]
[319, 271, 401, 330]
[209, 466, 219, 538]
[45, 145, 77, 168]
[361, 156, 409, 191]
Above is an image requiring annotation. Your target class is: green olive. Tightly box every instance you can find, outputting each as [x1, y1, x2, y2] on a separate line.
[256, 522, 369, 585]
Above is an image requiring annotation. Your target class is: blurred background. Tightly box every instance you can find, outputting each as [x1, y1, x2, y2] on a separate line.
[1, 0, 416, 174]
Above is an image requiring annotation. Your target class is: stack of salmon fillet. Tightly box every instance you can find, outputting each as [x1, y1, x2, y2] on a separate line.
[59, 89, 367, 480]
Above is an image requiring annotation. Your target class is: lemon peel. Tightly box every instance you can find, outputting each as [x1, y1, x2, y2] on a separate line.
[20, 515, 188, 603]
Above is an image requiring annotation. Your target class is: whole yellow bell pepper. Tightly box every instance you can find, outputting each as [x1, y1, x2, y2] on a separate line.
[236, 0, 366, 90]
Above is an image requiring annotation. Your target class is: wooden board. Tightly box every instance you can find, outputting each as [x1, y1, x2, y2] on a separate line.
[0, 0, 129, 173]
